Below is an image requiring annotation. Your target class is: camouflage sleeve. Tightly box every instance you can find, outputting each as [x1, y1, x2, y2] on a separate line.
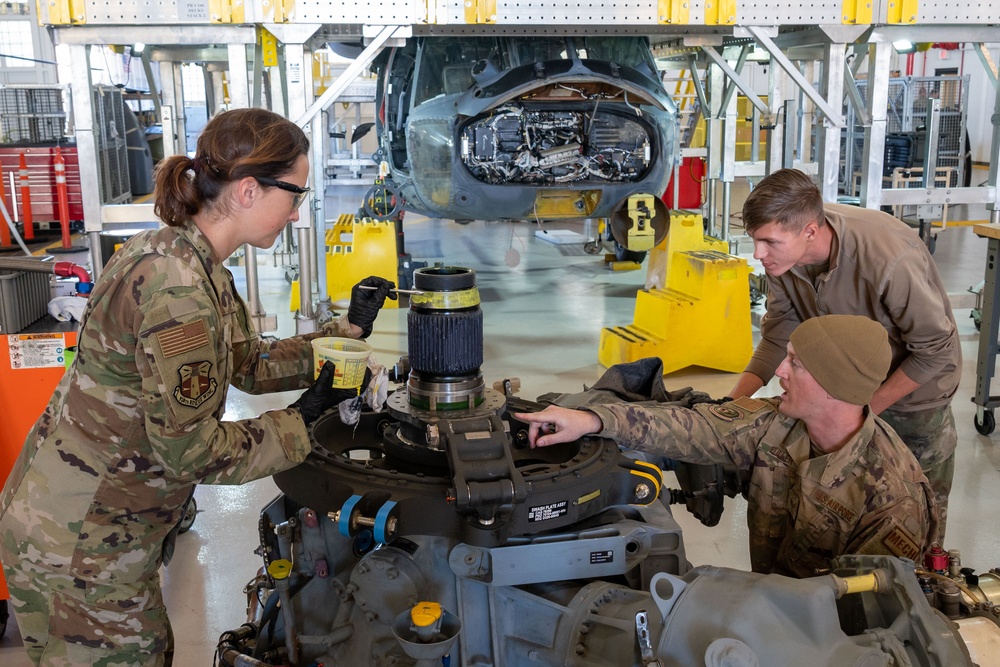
[136, 284, 312, 485]
[846, 488, 932, 564]
[231, 310, 358, 395]
[587, 396, 777, 470]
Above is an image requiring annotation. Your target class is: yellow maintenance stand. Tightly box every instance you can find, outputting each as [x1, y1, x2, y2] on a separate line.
[599, 213, 753, 374]
[291, 214, 399, 308]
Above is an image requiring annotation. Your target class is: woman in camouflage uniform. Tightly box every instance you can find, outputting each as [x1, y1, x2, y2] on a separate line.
[0, 108, 393, 666]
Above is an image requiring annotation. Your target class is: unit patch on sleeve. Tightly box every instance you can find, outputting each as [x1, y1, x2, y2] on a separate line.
[157, 320, 210, 358]
[708, 404, 744, 422]
[173, 360, 218, 407]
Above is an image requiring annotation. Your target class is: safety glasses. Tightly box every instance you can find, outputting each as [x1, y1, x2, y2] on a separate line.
[256, 176, 311, 209]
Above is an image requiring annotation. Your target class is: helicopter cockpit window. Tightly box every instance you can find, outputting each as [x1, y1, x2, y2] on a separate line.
[414, 38, 504, 105]
[577, 37, 658, 77]
[511, 37, 570, 66]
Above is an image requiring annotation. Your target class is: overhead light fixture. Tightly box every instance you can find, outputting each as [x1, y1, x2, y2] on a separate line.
[892, 40, 916, 54]
[132, 43, 145, 55]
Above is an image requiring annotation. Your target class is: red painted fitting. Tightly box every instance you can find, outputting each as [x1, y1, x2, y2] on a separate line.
[54, 261, 93, 294]
[53, 261, 91, 284]
[924, 543, 949, 573]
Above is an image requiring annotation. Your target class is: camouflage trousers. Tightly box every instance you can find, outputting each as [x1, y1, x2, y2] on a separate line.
[880, 403, 956, 541]
[0, 554, 173, 667]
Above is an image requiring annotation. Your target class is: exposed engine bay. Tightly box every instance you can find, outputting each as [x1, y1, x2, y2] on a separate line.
[460, 105, 653, 185]
[217, 267, 998, 667]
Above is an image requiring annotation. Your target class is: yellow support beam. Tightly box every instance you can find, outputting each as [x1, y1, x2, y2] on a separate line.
[208, 0, 246, 24]
[657, 0, 690, 25]
[841, 0, 873, 25]
[886, 0, 918, 24]
[464, 0, 497, 24]
[260, 27, 279, 67]
[45, 0, 87, 25]
[704, 0, 736, 25]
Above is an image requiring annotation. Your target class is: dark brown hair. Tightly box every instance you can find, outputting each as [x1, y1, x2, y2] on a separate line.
[153, 108, 309, 227]
[742, 168, 825, 234]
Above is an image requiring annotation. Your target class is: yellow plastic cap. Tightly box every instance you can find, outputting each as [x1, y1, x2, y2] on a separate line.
[410, 601, 442, 627]
[267, 559, 293, 580]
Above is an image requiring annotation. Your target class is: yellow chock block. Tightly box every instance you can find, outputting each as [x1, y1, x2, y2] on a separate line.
[599, 214, 753, 375]
[608, 260, 642, 272]
[290, 214, 399, 311]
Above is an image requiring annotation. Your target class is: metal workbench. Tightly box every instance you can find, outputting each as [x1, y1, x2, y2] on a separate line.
[972, 222, 1000, 434]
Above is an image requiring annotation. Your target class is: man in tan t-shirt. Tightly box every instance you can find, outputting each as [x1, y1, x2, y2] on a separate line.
[728, 168, 960, 538]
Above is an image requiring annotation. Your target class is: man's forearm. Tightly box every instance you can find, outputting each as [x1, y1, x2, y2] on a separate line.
[870, 367, 922, 415]
[728, 371, 765, 399]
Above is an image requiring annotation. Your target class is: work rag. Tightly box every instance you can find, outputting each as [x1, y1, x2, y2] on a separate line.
[47, 295, 88, 322]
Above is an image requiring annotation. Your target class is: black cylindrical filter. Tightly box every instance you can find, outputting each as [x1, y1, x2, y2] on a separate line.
[406, 266, 484, 410]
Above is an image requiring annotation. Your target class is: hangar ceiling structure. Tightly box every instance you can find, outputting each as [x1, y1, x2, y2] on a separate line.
[35, 0, 1000, 329]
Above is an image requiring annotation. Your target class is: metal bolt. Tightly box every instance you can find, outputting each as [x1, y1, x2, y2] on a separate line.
[634, 483, 651, 500]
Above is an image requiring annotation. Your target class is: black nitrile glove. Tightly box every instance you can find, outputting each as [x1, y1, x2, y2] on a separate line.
[293, 362, 362, 426]
[348, 276, 397, 338]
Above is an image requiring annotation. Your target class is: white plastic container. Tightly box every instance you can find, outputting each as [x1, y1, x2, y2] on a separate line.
[310, 336, 372, 388]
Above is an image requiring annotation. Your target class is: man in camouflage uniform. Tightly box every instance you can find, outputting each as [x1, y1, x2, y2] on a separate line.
[0, 222, 392, 666]
[728, 169, 960, 537]
[517, 315, 938, 578]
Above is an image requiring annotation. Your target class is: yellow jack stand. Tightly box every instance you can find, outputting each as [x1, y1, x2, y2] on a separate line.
[291, 214, 399, 309]
[599, 213, 753, 374]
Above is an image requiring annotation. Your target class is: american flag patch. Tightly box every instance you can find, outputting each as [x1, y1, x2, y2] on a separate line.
[156, 320, 210, 358]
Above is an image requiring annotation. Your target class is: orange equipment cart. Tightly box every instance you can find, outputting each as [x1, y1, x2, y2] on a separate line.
[0, 328, 76, 633]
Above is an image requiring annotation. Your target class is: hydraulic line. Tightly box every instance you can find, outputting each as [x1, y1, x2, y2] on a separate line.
[0, 256, 93, 293]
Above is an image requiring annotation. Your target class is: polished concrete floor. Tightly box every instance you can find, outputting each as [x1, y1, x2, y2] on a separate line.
[2, 183, 999, 665]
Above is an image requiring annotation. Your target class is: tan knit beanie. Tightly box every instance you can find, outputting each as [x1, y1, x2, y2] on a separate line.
[788, 315, 891, 405]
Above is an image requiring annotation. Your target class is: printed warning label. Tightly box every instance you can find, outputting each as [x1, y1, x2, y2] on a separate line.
[527, 500, 568, 522]
[590, 550, 614, 564]
[7, 333, 66, 369]
[178, 0, 208, 21]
